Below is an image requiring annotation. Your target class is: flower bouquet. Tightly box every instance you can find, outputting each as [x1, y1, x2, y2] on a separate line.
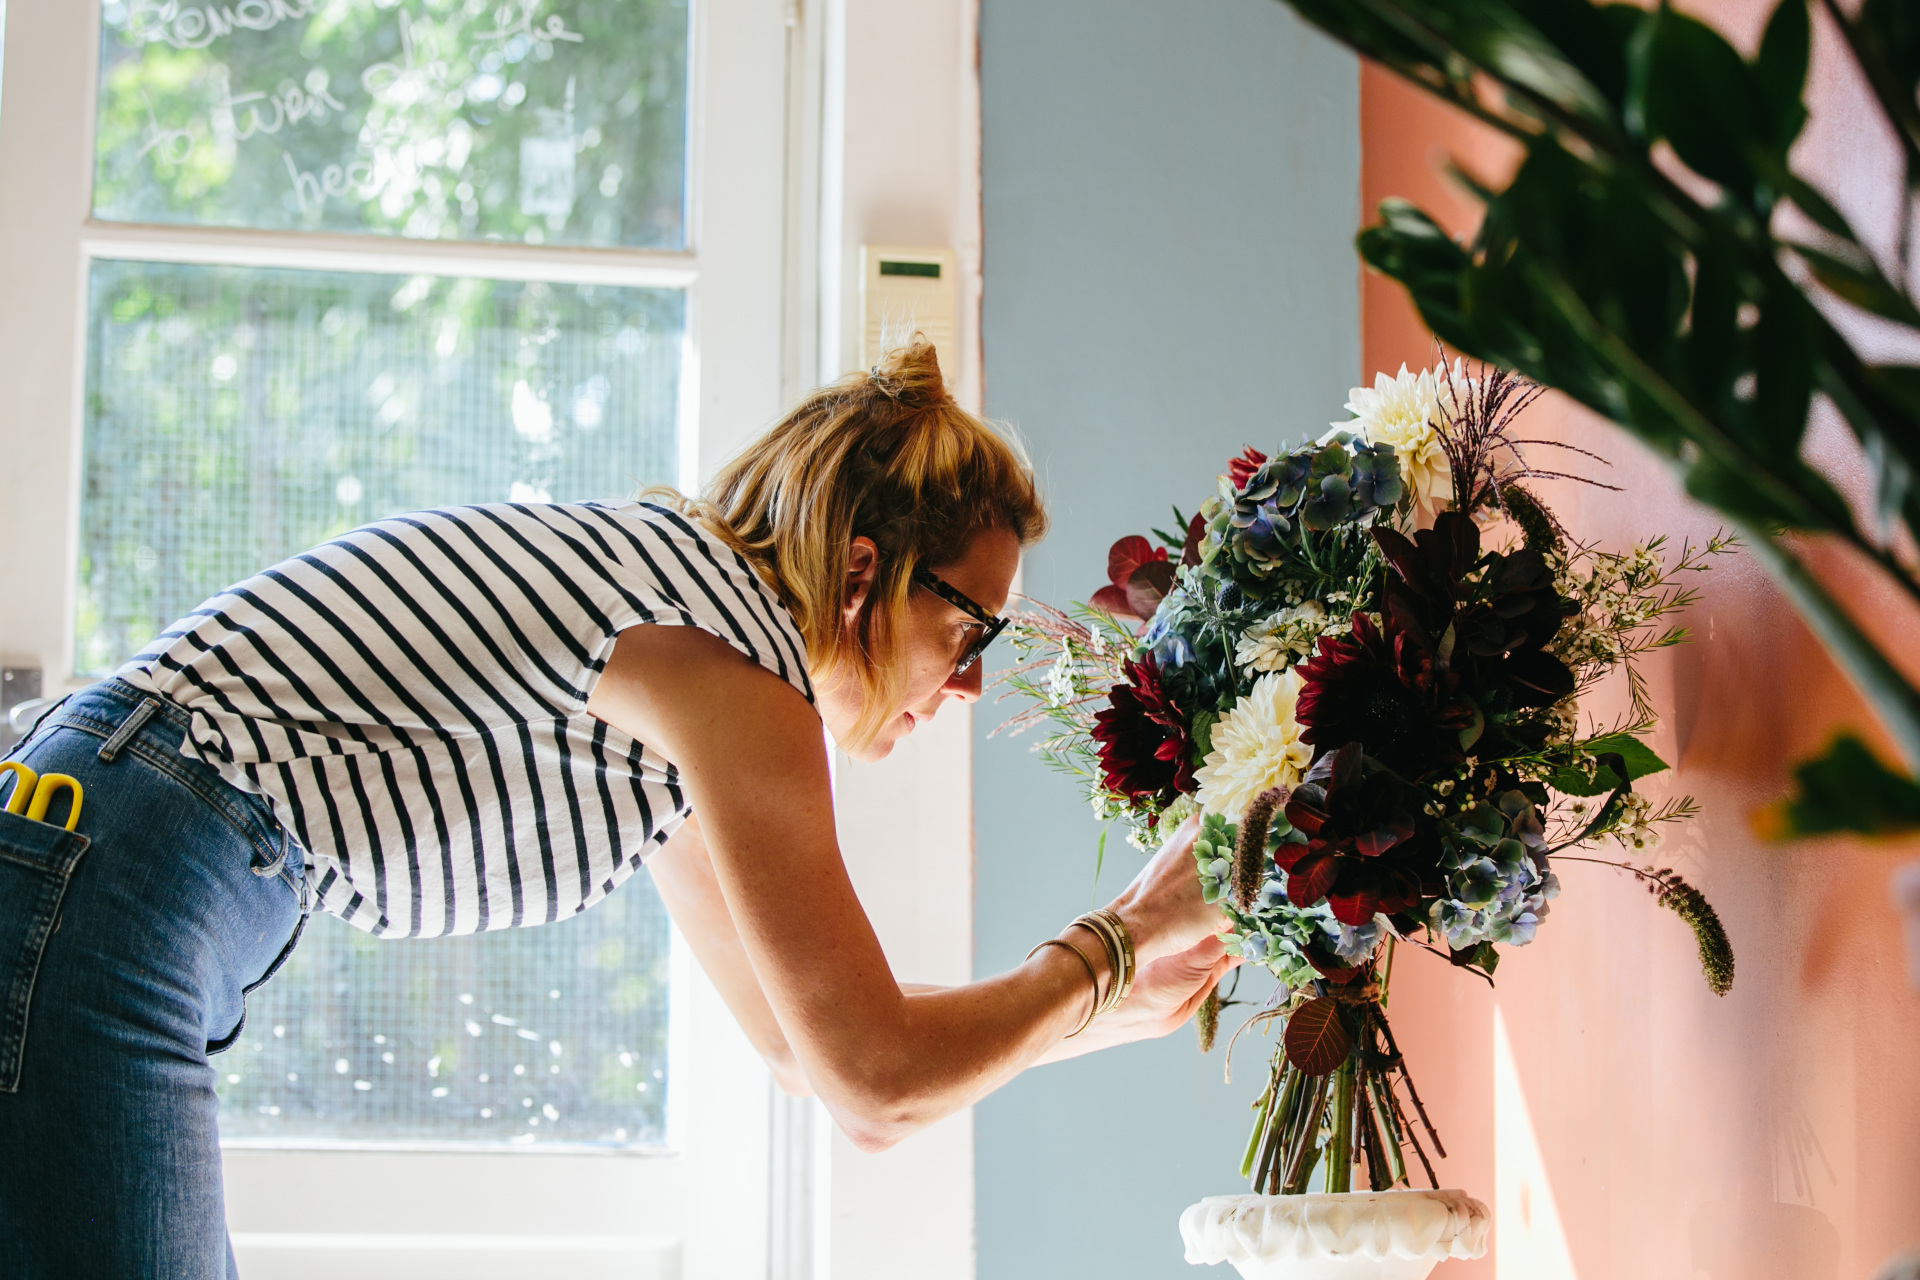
[1001, 361, 1736, 1278]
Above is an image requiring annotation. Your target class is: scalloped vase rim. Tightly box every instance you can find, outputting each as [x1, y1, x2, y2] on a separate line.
[1181, 1188, 1490, 1280]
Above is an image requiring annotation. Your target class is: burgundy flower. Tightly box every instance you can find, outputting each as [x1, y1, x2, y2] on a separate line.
[1227, 446, 1269, 491]
[1277, 744, 1429, 926]
[1091, 654, 1196, 804]
[1372, 512, 1575, 715]
[1295, 612, 1476, 779]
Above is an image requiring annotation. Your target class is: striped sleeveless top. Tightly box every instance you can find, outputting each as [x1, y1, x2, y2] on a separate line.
[117, 500, 816, 938]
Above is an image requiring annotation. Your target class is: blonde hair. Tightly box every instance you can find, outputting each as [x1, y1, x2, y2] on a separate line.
[651, 340, 1047, 749]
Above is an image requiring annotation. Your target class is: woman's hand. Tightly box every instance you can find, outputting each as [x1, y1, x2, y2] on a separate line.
[1031, 933, 1239, 1065]
[1106, 813, 1228, 966]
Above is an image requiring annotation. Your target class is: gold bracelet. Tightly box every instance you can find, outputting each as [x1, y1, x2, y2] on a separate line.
[1066, 915, 1119, 1014]
[1064, 918, 1116, 1015]
[1070, 910, 1135, 1013]
[1026, 937, 1101, 1037]
[1089, 908, 1136, 1005]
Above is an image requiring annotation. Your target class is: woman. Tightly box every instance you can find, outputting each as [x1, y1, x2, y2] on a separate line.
[0, 342, 1230, 1277]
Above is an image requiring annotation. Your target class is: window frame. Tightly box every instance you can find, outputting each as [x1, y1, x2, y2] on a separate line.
[0, 0, 800, 1271]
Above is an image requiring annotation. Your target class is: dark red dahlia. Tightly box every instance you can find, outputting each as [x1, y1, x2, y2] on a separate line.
[1277, 744, 1430, 926]
[1295, 612, 1477, 779]
[1226, 446, 1269, 491]
[1372, 512, 1575, 714]
[1090, 654, 1195, 803]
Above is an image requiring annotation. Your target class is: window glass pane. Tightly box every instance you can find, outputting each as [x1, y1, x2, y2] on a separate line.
[93, 0, 688, 249]
[81, 258, 683, 1149]
[77, 258, 683, 676]
[218, 879, 673, 1148]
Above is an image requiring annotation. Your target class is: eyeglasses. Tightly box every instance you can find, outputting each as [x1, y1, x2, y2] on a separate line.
[911, 565, 1009, 676]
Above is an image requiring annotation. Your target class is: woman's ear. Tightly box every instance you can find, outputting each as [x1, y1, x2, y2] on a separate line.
[842, 536, 879, 623]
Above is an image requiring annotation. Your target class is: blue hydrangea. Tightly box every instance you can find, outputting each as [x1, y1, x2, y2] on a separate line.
[1429, 792, 1560, 950]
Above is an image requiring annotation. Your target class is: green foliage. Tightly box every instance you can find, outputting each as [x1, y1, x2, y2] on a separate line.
[93, 0, 689, 248]
[1277, 0, 1920, 838]
[1545, 733, 1667, 797]
[1760, 734, 1920, 838]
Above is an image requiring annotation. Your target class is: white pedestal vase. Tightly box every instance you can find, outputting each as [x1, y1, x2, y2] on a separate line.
[1181, 1190, 1490, 1280]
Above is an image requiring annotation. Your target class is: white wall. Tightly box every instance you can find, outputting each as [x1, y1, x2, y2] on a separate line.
[810, 1, 983, 1277]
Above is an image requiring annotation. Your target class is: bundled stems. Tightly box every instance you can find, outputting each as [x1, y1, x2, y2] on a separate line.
[1240, 961, 1447, 1196]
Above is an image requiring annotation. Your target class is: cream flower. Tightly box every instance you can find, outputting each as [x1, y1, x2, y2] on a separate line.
[1194, 669, 1313, 819]
[1319, 363, 1459, 518]
[1234, 600, 1331, 673]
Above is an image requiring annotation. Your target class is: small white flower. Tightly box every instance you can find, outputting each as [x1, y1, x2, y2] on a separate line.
[1195, 669, 1313, 818]
[1045, 651, 1076, 706]
[1320, 363, 1462, 519]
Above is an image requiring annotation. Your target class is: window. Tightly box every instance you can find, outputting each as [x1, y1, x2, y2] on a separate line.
[2, 0, 797, 1267]
[82, 0, 689, 1157]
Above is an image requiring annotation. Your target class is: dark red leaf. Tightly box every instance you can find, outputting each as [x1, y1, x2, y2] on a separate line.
[1283, 790, 1328, 837]
[1376, 867, 1423, 916]
[1125, 560, 1176, 617]
[1283, 997, 1353, 1075]
[1090, 584, 1139, 619]
[1284, 850, 1339, 906]
[1307, 951, 1362, 983]
[1106, 536, 1165, 590]
[1353, 812, 1415, 858]
[1271, 842, 1310, 873]
[1327, 886, 1381, 926]
[1181, 511, 1207, 567]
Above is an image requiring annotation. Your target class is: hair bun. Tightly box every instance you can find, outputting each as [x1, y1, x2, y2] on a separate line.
[868, 337, 949, 409]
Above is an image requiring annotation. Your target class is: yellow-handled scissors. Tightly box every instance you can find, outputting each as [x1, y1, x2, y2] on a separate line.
[0, 762, 84, 832]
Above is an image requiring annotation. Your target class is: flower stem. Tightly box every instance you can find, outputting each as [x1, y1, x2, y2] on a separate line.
[1327, 1060, 1356, 1194]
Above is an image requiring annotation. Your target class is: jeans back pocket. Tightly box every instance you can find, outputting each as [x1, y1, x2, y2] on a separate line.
[0, 811, 89, 1093]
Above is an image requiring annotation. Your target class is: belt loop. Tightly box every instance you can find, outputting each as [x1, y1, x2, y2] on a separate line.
[97, 697, 162, 763]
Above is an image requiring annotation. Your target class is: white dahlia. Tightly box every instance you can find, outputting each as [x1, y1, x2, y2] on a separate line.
[1194, 669, 1313, 819]
[1319, 363, 1460, 518]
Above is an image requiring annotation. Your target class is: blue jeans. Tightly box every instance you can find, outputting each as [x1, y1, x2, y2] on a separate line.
[0, 680, 307, 1278]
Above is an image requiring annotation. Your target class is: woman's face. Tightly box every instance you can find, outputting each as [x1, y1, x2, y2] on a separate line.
[818, 526, 1022, 763]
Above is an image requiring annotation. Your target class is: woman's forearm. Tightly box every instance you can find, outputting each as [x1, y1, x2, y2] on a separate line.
[647, 817, 814, 1097]
[589, 627, 1226, 1152]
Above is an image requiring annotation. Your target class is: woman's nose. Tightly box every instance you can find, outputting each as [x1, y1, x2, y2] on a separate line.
[944, 662, 984, 704]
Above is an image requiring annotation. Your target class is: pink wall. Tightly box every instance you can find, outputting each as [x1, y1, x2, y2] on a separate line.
[1360, 4, 1920, 1276]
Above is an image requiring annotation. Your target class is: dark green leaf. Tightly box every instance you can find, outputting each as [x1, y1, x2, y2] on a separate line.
[1683, 452, 1851, 532]
[1585, 733, 1670, 779]
[1547, 763, 1623, 797]
[1754, 0, 1811, 153]
[1854, 0, 1920, 157]
[1749, 293, 1818, 454]
[1549, 732, 1669, 795]
[1632, 8, 1768, 191]
[1785, 240, 1920, 329]
[1759, 733, 1920, 838]
[1767, 167, 1860, 242]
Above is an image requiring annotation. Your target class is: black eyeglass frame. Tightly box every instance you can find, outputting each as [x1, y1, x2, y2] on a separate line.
[911, 565, 1008, 676]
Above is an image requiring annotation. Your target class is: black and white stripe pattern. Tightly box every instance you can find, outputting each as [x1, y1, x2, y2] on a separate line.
[119, 501, 815, 938]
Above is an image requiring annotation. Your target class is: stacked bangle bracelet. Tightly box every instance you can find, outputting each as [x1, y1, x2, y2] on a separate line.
[1024, 907, 1138, 1039]
[1025, 937, 1101, 1037]
[1071, 909, 1136, 1014]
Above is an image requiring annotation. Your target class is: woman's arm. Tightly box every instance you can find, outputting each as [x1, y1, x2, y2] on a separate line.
[650, 814, 1235, 1091]
[647, 814, 814, 1097]
[588, 624, 1229, 1153]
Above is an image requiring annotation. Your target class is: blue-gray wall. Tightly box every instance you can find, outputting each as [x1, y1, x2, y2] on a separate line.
[974, 2, 1359, 1274]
